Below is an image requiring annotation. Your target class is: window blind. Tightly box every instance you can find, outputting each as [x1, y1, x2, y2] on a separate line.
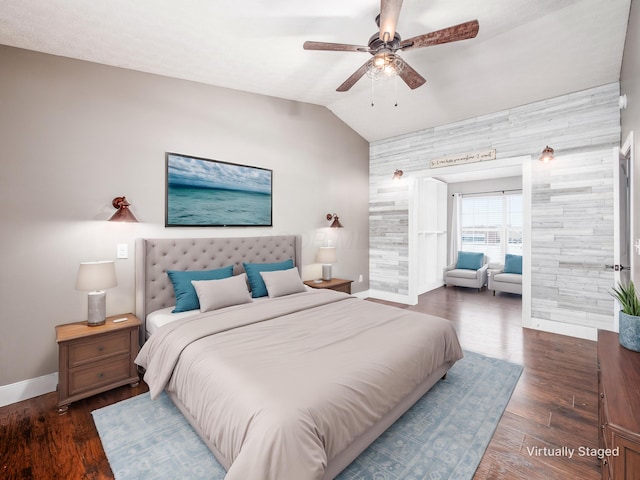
[459, 192, 523, 263]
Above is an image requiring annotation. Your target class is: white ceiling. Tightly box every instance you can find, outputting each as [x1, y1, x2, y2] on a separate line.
[0, 0, 631, 142]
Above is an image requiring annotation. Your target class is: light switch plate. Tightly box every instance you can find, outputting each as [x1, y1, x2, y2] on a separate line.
[117, 243, 128, 259]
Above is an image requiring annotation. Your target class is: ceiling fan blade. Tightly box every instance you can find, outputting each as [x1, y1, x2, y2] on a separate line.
[337, 61, 370, 92]
[303, 41, 369, 52]
[379, 0, 403, 42]
[398, 59, 426, 90]
[400, 20, 479, 51]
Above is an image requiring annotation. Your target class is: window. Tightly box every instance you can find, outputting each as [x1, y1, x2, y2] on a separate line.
[459, 192, 522, 263]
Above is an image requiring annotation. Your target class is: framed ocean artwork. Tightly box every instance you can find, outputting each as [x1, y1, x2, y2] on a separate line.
[165, 152, 273, 227]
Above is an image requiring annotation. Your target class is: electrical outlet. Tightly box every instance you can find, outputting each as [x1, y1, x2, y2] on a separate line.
[117, 243, 128, 259]
[358, 274, 364, 282]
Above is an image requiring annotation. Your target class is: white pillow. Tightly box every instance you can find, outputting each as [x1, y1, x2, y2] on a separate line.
[191, 273, 252, 312]
[259, 267, 306, 298]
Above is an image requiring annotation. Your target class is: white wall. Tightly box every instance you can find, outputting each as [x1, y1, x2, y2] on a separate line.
[0, 46, 369, 393]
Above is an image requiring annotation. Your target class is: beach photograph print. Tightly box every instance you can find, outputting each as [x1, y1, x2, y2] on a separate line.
[166, 153, 272, 227]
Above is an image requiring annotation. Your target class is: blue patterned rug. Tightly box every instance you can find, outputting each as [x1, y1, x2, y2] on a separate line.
[92, 350, 522, 479]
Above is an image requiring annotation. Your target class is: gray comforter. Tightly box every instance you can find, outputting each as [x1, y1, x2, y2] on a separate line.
[136, 289, 463, 480]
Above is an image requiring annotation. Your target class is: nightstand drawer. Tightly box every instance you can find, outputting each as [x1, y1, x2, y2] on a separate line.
[68, 331, 130, 367]
[68, 355, 131, 396]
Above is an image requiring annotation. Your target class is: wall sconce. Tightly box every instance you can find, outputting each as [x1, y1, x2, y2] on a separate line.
[392, 169, 404, 180]
[326, 213, 344, 228]
[108, 196, 139, 222]
[539, 146, 554, 163]
[75, 260, 117, 326]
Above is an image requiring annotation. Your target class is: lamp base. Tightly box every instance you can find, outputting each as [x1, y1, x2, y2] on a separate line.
[322, 264, 332, 281]
[87, 291, 106, 326]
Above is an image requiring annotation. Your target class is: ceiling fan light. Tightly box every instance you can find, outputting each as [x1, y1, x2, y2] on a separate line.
[367, 52, 403, 80]
[374, 54, 386, 68]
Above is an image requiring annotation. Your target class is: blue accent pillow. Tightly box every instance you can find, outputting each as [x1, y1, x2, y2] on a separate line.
[503, 254, 523, 275]
[456, 251, 484, 270]
[167, 265, 234, 312]
[243, 259, 294, 298]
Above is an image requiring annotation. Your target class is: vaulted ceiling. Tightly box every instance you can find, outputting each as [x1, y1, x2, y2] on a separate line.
[0, 0, 631, 141]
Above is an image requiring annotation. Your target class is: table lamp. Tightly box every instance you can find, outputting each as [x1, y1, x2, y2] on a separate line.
[316, 247, 337, 281]
[75, 260, 117, 326]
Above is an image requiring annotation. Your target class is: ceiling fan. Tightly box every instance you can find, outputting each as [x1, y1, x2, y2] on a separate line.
[303, 0, 479, 92]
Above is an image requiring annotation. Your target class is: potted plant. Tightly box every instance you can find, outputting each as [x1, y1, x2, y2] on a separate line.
[611, 281, 640, 352]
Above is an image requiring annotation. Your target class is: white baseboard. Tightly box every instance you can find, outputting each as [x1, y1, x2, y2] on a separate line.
[351, 290, 369, 299]
[0, 372, 58, 408]
[524, 317, 597, 341]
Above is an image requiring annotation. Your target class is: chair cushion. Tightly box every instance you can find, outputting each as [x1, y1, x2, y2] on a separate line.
[493, 272, 522, 284]
[503, 254, 523, 274]
[446, 268, 480, 279]
[456, 251, 484, 270]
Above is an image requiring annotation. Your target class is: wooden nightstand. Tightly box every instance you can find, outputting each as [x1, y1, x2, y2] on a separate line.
[304, 278, 353, 294]
[55, 313, 141, 414]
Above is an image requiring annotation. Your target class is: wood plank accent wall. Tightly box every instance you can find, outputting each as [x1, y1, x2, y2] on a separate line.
[531, 150, 615, 329]
[370, 83, 621, 330]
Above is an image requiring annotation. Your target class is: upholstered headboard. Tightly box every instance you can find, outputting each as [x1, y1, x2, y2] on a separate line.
[135, 235, 301, 343]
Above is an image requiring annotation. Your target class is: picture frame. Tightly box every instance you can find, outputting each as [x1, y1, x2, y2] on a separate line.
[165, 152, 273, 227]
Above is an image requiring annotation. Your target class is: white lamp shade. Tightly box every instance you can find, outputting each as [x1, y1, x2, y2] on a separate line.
[75, 261, 117, 291]
[316, 247, 337, 264]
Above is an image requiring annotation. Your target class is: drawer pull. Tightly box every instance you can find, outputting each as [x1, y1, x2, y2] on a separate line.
[97, 373, 104, 379]
[97, 346, 104, 352]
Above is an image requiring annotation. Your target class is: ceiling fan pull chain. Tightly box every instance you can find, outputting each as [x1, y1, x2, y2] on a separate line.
[371, 76, 375, 107]
[394, 75, 398, 107]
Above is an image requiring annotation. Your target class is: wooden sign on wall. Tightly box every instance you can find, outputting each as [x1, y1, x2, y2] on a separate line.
[429, 149, 496, 169]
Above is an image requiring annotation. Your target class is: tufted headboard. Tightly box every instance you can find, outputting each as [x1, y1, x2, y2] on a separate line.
[135, 235, 301, 343]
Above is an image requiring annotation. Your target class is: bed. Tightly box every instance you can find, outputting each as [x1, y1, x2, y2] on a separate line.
[134, 235, 463, 480]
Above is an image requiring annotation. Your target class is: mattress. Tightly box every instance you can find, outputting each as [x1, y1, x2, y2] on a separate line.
[146, 307, 198, 337]
[136, 289, 463, 480]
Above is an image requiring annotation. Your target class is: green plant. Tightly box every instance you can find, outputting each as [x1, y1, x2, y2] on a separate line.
[611, 280, 640, 316]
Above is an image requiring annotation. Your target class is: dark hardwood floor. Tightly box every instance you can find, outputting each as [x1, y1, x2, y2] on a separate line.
[370, 286, 600, 480]
[0, 287, 600, 480]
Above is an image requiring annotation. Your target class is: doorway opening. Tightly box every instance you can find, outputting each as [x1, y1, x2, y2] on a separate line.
[408, 155, 531, 329]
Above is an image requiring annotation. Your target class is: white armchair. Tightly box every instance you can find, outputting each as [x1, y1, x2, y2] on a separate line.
[488, 255, 523, 295]
[443, 252, 488, 292]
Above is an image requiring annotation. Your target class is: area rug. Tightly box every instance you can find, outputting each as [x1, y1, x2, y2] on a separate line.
[92, 350, 522, 480]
